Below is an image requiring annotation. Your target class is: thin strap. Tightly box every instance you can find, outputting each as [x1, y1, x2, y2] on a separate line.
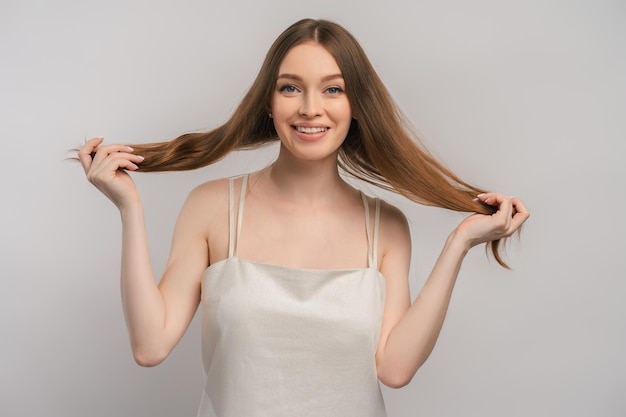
[228, 178, 235, 257]
[373, 198, 380, 270]
[361, 192, 374, 268]
[233, 174, 249, 257]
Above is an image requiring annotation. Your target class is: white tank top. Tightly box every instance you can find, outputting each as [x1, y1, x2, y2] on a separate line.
[197, 174, 387, 417]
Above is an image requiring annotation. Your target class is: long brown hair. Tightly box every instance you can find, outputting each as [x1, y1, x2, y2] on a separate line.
[108, 19, 513, 267]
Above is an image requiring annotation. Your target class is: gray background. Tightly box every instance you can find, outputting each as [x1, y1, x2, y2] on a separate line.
[1, 0, 624, 416]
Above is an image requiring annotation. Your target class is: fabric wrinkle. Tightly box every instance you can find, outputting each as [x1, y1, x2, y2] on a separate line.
[198, 174, 387, 417]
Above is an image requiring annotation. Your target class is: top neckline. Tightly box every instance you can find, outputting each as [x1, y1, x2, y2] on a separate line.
[204, 255, 384, 277]
[223, 173, 381, 271]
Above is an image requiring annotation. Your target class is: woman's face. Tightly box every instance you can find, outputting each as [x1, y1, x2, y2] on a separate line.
[271, 41, 352, 163]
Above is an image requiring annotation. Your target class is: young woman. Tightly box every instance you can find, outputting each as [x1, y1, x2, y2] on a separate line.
[78, 18, 529, 417]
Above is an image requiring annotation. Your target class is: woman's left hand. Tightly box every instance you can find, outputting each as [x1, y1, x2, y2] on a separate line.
[454, 193, 530, 250]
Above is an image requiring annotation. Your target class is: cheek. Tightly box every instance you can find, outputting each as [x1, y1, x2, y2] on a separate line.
[330, 101, 352, 122]
[271, 99, 296, 120]
[329, 97, 351, 113]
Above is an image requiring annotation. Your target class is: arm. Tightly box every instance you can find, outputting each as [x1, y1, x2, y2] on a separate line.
[119, 189, 208, 366]
[375, 194, 530, 388]
[78, 138, 209, 366]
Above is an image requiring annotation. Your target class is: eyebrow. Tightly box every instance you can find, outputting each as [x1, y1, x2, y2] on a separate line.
[277, 73, 344, 82]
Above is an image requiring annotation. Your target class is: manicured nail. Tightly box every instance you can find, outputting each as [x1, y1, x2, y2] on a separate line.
[136, 155, 145, 161]
[472, 197, 479, 201]
[127, 146, 134, 151]
[477, 193, 485, 198]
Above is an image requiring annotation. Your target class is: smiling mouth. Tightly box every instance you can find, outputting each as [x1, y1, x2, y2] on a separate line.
[294, 126, 328, 134]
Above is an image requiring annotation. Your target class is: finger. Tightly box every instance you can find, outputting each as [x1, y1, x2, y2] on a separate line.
[78, 137, 104, 174]
[99, 152, 144, 171]
[478, 192, 513, 229]
[113, 157, 141, 172]
[88, 152, 143, 179]
[476, 192, 506, 206]
[509, 198, 530, 230]
[477, 192, 512, 216]
[91, 144, 137, 167]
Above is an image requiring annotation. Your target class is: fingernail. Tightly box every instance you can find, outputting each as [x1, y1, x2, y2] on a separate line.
[477, 193, 485, 197]
[97, 136, 104, 139]
[137, 155, 145, 161]
[127, 146, 134, 151]
[472, 197, 479, 201]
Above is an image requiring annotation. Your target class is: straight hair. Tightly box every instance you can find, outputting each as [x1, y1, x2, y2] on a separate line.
[93, 19, 515, 267]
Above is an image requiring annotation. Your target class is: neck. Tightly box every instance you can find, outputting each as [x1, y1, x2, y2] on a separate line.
[265, 146, 347, 205]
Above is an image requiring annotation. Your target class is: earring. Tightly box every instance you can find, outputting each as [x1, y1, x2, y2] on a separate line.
[268, 113, 273, 118]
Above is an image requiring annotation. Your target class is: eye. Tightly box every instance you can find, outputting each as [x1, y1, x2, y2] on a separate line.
[278, 84, 299, 95]
[325, 86, 344, 95]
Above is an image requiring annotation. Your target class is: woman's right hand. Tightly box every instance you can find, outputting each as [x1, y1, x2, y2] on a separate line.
[78, 137, 145, 209]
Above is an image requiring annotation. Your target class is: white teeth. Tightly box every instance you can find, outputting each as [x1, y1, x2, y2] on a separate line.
[296, 126, 327, 134]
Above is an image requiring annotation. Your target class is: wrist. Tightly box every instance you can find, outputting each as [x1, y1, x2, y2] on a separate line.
[119, 198, 144, 221]
[446, 228, 473, 255]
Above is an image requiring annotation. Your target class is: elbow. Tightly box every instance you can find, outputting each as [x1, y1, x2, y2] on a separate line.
[134, 354, 164, 368]
[378, 372, 414, 389]
[132, 345, 168, 367]
[377, 363, 418, 389]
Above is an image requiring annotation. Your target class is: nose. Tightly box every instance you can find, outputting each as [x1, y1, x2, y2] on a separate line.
[299, 93, 322, 118]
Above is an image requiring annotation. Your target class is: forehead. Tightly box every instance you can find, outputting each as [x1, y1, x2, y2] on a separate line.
[278, 41, 341, 76]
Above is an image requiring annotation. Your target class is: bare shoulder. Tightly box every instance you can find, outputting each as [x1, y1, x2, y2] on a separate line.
[378, 200, 411, 242]
[186, 177, 230, 207]
[177, 177, 231, 231]
[376, 199, 412, 268]
[183, 177, 237, 264]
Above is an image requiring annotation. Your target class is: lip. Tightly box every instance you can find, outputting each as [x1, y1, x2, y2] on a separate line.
[292, 124, 330, 142]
